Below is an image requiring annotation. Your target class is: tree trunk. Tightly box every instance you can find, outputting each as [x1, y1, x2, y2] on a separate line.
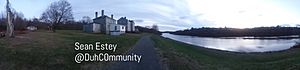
[50, 23, 56, 32]
[52, 25, 56, 32]
[6, 0, 14, 38]
[6, 12, 14, 38]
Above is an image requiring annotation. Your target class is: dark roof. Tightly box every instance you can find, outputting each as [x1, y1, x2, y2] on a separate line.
[118, 17, 128, 20]
[129, 20, 134, 22]
[93, 15, 115, 20]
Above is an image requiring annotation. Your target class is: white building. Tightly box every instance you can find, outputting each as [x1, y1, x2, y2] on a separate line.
[129, 20, 136, 32]
[117, 17, 135, 32]
[26, 26, 37, 31]
[110, 24, 126, 35]
[83, 10, 125, 35]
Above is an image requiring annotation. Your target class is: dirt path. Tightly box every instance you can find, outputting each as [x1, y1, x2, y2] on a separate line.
[109, 35, 162, 70]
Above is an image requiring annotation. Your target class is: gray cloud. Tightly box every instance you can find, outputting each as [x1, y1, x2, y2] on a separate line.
[0, 0, 210, 31]
[69, 0, 209, 31]
[2, 0, 300, 31]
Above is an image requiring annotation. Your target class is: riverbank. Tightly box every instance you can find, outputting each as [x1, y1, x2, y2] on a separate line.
[151, 35, 300, 70]
[0, 30, 141, 70]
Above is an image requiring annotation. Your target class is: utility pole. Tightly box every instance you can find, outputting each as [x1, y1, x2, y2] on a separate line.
[6, 0, 14, 38]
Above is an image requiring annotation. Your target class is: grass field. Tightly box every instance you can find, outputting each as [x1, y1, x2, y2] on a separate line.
[0, 30, 141, 70]
[1, 30, 299, 70]
[152, 35, 300, 70]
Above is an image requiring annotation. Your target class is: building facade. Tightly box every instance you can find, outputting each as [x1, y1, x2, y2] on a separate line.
[129, 20, 135, 32]
[109, 24, 126, 35]
[83, 10, 126, 35]
[117, 17, 135, 32]
[83, 10, 135, 35]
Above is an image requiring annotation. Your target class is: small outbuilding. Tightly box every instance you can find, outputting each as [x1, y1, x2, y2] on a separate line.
[117, 17, 135, 32]
[109, 24, 126, 35]
[26, 26, 37, 31]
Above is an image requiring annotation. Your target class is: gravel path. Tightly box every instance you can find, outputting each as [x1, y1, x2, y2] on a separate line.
[109, 35, 162, 70]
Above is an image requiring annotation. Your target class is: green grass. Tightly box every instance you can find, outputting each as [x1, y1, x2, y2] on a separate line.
[151, 35, 300, 70]
[0, 30, 141, 70]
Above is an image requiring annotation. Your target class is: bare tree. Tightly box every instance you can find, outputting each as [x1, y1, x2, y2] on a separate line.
[80, 16, 92, 24]
[1, 11, 26, 30]
[152, 24, 159, 31]
[12, 12, 26, 30]
[6, 0, 14, 37]
[40, 0, 74, 32]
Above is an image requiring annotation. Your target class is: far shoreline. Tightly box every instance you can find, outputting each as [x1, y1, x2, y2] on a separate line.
[166, 33, 300, 40]
[169, 27, 300, 39]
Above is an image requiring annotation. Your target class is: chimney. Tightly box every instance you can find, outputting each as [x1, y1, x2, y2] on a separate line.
[101, 10, 104, 16]
[111, 14, 114, 19]
[95, 12, 98, 18]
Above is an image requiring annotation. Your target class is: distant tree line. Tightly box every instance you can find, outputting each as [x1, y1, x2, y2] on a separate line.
[0, 9, 28, 31]
[0, 16, 84, 31]
[171, 27, 300, 37]
[0, 0, 88, 33]
[136, 26, 161, 35]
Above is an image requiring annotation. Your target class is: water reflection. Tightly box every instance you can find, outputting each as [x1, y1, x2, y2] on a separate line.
[162, 33, 299, 52]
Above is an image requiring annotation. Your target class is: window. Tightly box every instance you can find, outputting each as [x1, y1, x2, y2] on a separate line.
[115, 26, 117, 30]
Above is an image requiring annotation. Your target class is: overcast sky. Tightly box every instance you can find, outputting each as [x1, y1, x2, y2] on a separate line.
[1, 0, 300, 31]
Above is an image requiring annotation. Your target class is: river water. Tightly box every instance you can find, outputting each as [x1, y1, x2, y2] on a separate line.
[162, 33, 299, 52]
